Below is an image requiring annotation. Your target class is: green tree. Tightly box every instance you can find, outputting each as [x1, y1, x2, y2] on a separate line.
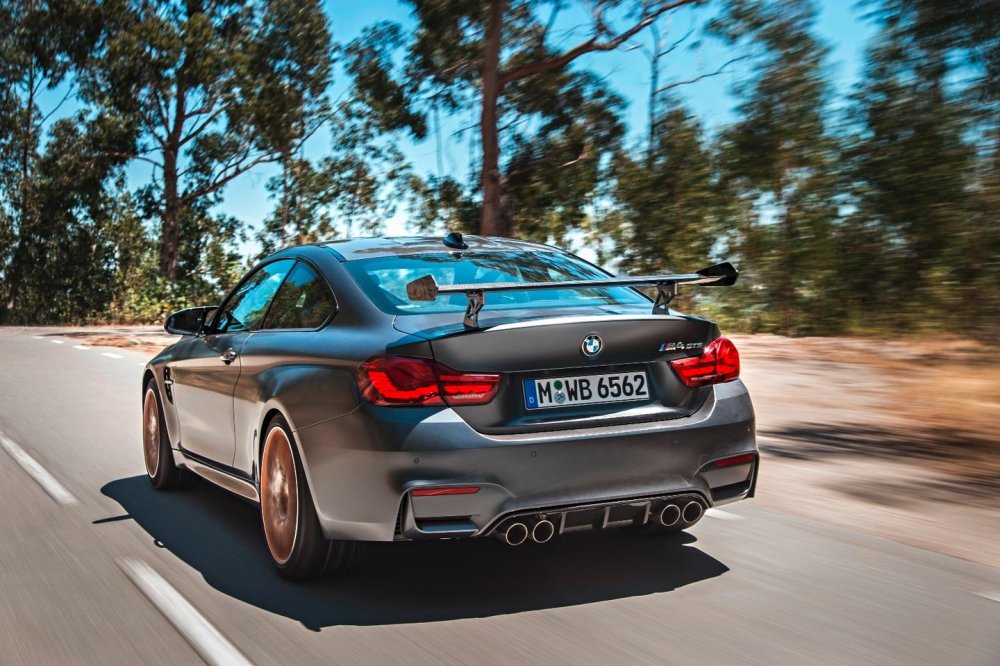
[256, 103, 412, 254]
[247, 0, 333, 247]
[83, 0, 331, 287]
[603, 100, 716, 279]
[353, 0, 703, 237]
[711, 0, 838, 334]
[845, 19, 982, 330]
[870, 0, 1000, 103]
[0, 0, 114, 322]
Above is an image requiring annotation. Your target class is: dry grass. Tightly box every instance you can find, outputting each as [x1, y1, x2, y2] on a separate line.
[77, 334, 174, 355]
[735, 334, 1000, 485]
[735, 334, 1000, 567]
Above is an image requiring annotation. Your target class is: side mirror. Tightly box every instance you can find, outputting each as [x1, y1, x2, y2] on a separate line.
[164, 306, 217, 336]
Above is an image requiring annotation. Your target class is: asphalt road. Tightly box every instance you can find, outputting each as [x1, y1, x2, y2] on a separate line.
[0, 327, 997, 665]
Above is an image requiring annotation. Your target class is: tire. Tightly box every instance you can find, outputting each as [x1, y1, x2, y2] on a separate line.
[142, 380, 190, 490]
[259, 415, 363, 580]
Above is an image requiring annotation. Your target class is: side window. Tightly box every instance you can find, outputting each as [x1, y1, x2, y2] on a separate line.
[261, 262, 335, 330]
[215, 259, 295, 333]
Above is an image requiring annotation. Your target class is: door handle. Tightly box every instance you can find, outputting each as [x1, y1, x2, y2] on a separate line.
[220, 348, 238, 364]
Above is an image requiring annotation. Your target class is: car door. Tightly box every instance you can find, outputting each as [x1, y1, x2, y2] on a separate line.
[232, 259, 344, 476]
[170, 259, 296, 466]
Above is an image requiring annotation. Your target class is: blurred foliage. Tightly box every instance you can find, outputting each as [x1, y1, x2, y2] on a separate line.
[0, 0, 996, 336]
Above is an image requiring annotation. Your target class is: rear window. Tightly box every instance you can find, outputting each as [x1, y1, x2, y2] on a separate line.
[345, 251, 650, 315]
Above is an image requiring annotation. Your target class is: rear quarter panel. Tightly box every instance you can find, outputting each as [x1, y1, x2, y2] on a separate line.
[233, 326, 383, 478]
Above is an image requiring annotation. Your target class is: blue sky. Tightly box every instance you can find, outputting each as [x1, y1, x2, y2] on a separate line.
[223, 0, 874, 242]
[42, 1, 878, 252]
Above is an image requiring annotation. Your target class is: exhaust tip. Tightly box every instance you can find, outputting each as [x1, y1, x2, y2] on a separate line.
[503, 522, 529, 546]
[532, 519, 555, 543]
[682, 500, 704, 524]
[659, 503, 682, 527]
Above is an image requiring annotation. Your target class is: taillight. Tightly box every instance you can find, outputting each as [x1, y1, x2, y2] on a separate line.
[435, 366, 503, 405]
[358, 356, 441, 405]
[669, 337, 740, 387]
[357, 356, 501, 407]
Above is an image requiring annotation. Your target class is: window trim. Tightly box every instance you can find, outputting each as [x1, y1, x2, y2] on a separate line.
[209, 257, 298, 334]
[256, 257, 339, 333]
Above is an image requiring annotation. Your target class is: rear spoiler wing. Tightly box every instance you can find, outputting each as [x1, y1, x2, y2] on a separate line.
[405, 262, 739, 328]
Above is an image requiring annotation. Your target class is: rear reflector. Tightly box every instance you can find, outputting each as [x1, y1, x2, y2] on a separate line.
[669, 336, 740, 387]
[714, 453, 755, 468]
[357, 355, 501, 407]
[411, 486, 481, 496]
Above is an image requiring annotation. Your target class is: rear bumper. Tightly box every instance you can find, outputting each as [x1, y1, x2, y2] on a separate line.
[294, 380, 756, 542]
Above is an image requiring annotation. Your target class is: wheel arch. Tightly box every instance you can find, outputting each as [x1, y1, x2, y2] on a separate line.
[257, 406, 328, 522]
[142, 369, 155, 397]
[258, 407, 287, 472]
[256, 405, 308, 484]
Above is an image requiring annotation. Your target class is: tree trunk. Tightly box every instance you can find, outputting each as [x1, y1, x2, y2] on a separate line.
[776, 177, 795, 335]
[6, 46, 37, 315]
[159, 80, 188, 283]
[647, 68, 658, 169]
[280, 152, 290, 245]
[479, 0, 505, 237]
[647, 24, 661, 169]
[159, 144, 181, 282]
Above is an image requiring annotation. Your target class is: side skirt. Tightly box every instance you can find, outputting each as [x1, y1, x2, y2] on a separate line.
[178, 449, 260, 503]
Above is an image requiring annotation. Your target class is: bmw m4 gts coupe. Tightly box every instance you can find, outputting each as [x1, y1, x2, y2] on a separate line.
[141, 234, 757, 579]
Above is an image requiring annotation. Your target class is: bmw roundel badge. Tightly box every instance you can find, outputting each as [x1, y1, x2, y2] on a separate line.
[581, 334, 603, 358]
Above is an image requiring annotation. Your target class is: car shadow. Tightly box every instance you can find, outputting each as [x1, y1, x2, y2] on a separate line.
[101, 476, 729, 630]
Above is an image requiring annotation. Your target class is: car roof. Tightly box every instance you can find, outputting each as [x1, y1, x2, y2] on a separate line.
[316, 235, 561, 261]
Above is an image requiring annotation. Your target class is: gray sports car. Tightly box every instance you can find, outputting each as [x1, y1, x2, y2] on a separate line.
[142, 234, 757, 579]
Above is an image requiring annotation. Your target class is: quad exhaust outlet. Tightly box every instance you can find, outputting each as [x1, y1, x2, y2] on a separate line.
[659, 503, 682, 527]
[532, 519, 555, 544]
[502, 522, 529, 546]
[682, 500, 704, 523]
[493, 495, 707, 545]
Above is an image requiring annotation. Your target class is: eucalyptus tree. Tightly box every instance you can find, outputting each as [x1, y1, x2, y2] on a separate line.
[711, 0, 837, 334]
[604, 100, 715, 275]
[846, 16, 985, 329]
[869, 0, 1000, 103]
[0, 0, 103, 320]
[83, 0, 335, 286]
[256, 101, 413, 254]
[352, 0, 703, 237]
[247, 0, 333, 247]
[859, 0, 999, 331]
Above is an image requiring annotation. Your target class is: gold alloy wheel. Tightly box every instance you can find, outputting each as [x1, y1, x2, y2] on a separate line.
[261, 426, 299, 565]
[142, 388, 160, 478]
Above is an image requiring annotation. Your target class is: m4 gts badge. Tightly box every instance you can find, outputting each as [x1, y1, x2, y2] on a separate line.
[659, 341, 704, 352]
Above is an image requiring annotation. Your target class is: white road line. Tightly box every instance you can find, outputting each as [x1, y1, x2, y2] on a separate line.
[976, 590, 1000, 604]
[120, 559, 252, 666]
[0, 432, 78, 506]
[704, 508, 743, 521]
[31, 335, 46, 339]
[138, 362, 147, 367]
[73, 345, 91, 350]
[50, 340, 65, 344]
[101, 352, 124, 359]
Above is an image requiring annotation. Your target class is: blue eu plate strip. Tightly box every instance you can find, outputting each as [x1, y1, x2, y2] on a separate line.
[523, 379, 539, 410]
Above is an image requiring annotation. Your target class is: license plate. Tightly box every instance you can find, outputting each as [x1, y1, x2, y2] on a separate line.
[523, 371, 649, 410]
